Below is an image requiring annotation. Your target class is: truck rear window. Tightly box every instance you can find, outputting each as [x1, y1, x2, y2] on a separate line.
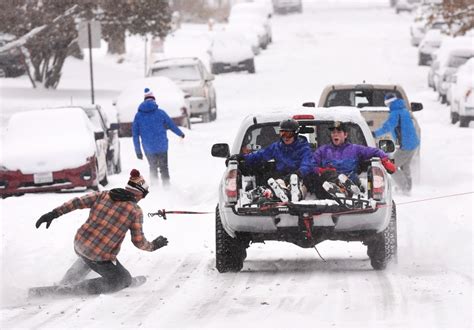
[240, 121, 367, 154]
[325, 89, 403, 108]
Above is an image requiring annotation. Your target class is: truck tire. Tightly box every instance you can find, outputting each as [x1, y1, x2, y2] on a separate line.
[450, 111, 459, 124]
[459, 116, 470, 128]
[215, 205, 245, 273]
[367, 202, 398, 270]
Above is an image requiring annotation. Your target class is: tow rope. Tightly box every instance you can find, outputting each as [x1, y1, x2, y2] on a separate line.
[148, 191, 474, 220]
[148, 209, 213, 220]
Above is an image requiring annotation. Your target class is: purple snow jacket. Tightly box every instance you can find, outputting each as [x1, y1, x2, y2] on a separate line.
[313, 143, 387, 181]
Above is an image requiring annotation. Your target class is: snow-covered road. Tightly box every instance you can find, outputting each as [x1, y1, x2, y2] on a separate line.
[1, 1, 472, 328]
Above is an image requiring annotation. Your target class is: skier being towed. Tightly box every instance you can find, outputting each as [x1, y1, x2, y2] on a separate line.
[229, 118, 316, 202]
[34, 169, 168, 295]
[313, 121, 396, 198]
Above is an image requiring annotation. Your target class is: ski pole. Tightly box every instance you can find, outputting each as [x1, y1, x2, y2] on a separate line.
[148, 209, 213, 220]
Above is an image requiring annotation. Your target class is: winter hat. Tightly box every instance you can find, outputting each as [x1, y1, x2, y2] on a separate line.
[384, 93, 397, 106]
[328, 121, 348, 132]
[126, 169, 149, 197]
[144, 87, 155, 100]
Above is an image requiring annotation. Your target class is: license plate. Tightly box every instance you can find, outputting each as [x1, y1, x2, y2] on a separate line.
[34, 172, 53, 184]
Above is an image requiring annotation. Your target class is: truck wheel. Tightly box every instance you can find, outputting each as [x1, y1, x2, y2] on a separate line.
[367, 202, 398, 270]
[450, 111, 459, 124]
[215, 205, 245, 273]
[460, 116, 470, 127]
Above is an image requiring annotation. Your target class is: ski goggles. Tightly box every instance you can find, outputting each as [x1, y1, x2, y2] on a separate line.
[279, 130, 296, 138]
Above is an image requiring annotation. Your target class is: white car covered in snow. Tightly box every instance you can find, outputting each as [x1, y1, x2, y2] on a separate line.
[449, 58, 474, 127]
[148, 57, 217, 122]
[211, 108, 396, 273]
[418, 29, 443, 66]
[0, 108, 108, 197]
[228, 2, 272, 48]
[114, 76, 191, 136]
[208, 31, 255, 74]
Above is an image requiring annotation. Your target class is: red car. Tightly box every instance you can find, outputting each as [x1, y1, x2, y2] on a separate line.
[0, 108, 108, 198]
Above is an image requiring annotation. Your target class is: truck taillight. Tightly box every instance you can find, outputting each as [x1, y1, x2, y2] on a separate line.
[465, 88, 472, 102]
[224, 167, 238, 203]
[370, 166, 385, 201]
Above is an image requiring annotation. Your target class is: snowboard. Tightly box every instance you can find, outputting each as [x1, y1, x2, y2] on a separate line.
[28, 275, 147, 298]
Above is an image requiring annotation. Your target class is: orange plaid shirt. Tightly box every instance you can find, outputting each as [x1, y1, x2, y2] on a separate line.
[54, 191, 154, 261]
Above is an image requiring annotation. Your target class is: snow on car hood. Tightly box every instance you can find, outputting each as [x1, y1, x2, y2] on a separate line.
[210, 32, 254, 63]
[1, 108, 96, 173]
[115, 76, 187, 123]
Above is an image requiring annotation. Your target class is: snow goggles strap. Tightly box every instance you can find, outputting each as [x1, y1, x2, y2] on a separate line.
[279, 130, 295, 138]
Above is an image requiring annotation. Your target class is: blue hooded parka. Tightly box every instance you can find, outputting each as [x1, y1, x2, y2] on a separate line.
[374, 98, 420, 150]
[132, 99, 184, 155]
[243, 136, 315, 177]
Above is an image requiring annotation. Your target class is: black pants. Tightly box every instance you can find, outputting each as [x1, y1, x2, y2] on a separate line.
[146, 152, 169, 185]
[60, 256, 132, 295]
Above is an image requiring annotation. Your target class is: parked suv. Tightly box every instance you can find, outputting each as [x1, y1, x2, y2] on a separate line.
[316, 83, 423, 181]
[211, 108, 397, 273]
[148, 57, 217, 122]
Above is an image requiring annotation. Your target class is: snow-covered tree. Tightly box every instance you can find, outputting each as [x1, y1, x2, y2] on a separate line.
[427, 0, 474, 36]
[0, 0, 172, 89]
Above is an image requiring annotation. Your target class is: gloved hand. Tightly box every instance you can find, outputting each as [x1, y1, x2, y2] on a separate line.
[381, 158, 396, 174]
[180, 133, 185, 138]
[152, 235, 168, 250]
[136, 153, 143, 160]
[35, 210, 60, 229]
[225, 154, 244, 166]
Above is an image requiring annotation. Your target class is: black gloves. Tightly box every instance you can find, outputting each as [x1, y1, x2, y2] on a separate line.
[181, 133, 185, 138]
[35, 210, 60, 229]
[152, 235, 168, 250]
[136, 153, 143, 160]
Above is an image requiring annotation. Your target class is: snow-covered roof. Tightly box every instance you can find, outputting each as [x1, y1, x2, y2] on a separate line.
[150, 57, 200, 69]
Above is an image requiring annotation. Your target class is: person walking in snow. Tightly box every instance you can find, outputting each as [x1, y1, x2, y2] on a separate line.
[34, 169, 168, 295]
[313, 121, 396, 198]
[132, 88, 185, 186]
[373, 93, 420, 194]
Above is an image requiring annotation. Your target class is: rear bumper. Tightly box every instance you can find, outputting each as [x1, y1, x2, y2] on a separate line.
[212, 59, 253, 73]
[119, 115, 188, 137]
[0, 161, 98, 197]
[219, 199, 391, 238]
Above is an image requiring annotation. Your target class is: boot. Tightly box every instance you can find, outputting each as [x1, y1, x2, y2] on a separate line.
[267, 178, 289, 203]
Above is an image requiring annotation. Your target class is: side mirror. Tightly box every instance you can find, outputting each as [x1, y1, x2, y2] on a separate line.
[211, 143, 230, 158]
[378, 139, 395, 153]
[302, 102, 315, 107]
[207, 74, 215, 81]
[411, 102, 423, 111]
[94, 131, 105, 140]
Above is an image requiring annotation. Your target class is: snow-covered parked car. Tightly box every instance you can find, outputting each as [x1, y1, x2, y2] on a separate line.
[228, 2, 272, 48]
[272, 0, 303, 14]
[114, 76, 191, 136]
[208, 31, 255, 74]
[449, 58, 474, 127]
[316, 83, 423, 181]
[0, 108, 108, 198]
[148, 57, 217, 122]
[211, 108, 397, 273]
[395, 0, 419, 14]
[418, 29, 443, 66]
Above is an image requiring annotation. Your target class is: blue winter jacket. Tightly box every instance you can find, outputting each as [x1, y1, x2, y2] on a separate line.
[132, 99, 184, 155]
[374, 99, 420, 150]
[314, 143, 387, 182]
[243, 136, 315, 177]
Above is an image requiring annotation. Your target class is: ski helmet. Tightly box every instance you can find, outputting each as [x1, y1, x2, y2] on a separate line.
[279, 118, 299, 134]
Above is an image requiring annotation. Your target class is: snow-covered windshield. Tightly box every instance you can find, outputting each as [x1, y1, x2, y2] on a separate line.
[150, 65, 201, 81]
[325, 89, 403, 108]
[240, 122, 367, 154]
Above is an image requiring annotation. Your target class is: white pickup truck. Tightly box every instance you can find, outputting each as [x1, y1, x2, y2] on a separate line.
[211, 107, 397, 273]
